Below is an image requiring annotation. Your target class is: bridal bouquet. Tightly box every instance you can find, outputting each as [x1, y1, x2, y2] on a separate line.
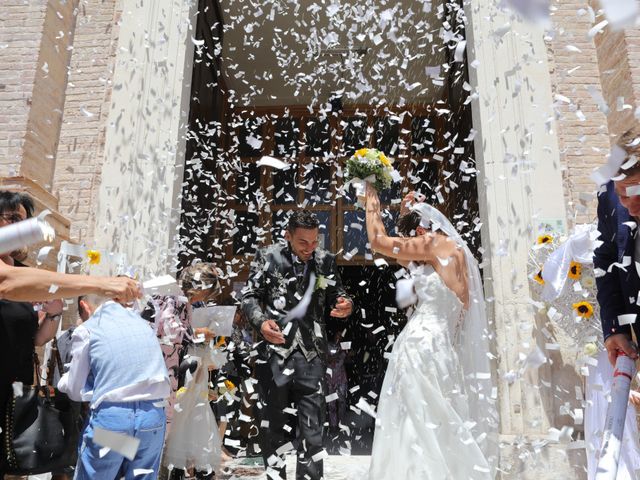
[344, 148, 401, 193]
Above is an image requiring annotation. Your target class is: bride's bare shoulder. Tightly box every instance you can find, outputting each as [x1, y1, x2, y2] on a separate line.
[430, 233, 466, 266]
[429, 231, 455, 251]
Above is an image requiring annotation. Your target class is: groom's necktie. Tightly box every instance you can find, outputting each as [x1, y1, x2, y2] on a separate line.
[292, 260, 303, 287]
[292, 254, 307, 277]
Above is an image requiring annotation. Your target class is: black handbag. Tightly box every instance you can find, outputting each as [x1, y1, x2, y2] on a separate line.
[4, 338, 83, 475]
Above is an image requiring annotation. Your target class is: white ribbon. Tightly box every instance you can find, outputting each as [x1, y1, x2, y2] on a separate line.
[541, 224, 600, 302]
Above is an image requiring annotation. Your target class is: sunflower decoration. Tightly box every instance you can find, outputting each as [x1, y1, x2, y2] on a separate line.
[573, 301, 594, 319]
[529, 225, 604, 353]
[537, 234, 553, 245]
[568, 261, 582, 280]
[86, 249, 101, 265]
[217, 378, 237, 396]
[534, 269, 545, 285]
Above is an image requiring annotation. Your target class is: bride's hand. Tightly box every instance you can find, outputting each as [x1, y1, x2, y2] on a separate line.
[365, 183, 380, 209]
[356, 182, 372, 206]
[400, 191, 425, 216]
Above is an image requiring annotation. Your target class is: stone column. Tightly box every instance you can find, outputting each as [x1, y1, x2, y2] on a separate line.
[94, 0, 196, 276]
[464, 2, 585, 478]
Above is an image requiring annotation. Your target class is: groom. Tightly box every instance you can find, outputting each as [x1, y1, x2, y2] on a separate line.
[242, 210, 352, 480]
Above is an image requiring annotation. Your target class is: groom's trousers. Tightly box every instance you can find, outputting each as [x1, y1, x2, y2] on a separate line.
[255, 350, 326, 480]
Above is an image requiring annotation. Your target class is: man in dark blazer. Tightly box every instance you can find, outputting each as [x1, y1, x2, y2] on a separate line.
[595, 130, 640, 366]
[241, 210, 353, 480]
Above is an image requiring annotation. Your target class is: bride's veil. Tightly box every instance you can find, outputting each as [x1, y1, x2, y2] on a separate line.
[412, 202, 499, 473]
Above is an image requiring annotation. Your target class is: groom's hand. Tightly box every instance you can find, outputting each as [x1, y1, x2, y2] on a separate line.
[261, 319, 285, 344]
[604, 333, 638, 366]
[330, 297, 353, 318]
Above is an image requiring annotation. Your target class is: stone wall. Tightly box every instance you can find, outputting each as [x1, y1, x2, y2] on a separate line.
[21, 0, 78, 189]
[1, 1, 78, 189]
[52, 0, 120, 244]
[592, 25, 636, 137]
[1, 1, 48, 178]
[546, 2, 611, 226]
[626, 25, 640, 113]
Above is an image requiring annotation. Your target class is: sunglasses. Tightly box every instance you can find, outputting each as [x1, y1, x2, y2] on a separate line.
[0, 213, 26, 224]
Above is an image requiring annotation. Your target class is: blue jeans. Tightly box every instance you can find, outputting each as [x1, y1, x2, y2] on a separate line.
[75, 400, 166, 480]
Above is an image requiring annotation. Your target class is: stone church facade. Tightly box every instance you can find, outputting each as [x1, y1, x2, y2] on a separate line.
[3, 0, 640, 477]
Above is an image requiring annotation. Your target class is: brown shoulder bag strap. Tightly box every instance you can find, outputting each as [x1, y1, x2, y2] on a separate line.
[45, 337, 64, 387]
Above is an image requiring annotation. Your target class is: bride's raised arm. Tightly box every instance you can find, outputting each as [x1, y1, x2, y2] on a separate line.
[364, 184, 442, 263]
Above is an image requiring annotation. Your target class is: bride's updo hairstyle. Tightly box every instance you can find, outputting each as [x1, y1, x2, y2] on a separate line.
[396, 210, 423, 237]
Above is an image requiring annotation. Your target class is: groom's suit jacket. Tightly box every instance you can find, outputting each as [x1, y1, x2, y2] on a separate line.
[594, 181, 640, 340]
[241, 243, 350, 361]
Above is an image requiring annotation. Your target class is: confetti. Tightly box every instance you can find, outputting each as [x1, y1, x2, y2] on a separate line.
[257, 156, 290, 170]
[600, 0, 639, 30]
[93, 428, 140, 461]
[504, 0, 550, 24]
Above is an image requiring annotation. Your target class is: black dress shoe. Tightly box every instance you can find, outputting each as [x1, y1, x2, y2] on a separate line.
[195, 470, 214, 479]
[169, 468, 186, 480]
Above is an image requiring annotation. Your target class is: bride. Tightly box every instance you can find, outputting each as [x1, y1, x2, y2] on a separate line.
[363, 184, 498, 479]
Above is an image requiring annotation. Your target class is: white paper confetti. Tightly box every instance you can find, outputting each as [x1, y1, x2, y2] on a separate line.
[257, 156, 289, 170]
[504, 0, 550, 24]
[618, 314, 637, 325]
[601, 0, 639, 30]
[93, 428, 140, 461]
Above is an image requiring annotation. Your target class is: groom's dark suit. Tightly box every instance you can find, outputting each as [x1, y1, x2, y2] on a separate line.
[595, 181, 640, 340]
[241, 243, 351, 480]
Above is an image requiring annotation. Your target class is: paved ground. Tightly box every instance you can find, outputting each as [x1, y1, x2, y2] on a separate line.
[28, 455, 370, 479]
[220, 455, 370, 480]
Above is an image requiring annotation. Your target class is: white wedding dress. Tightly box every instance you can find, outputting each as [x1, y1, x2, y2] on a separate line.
[369, 265, 492, 479]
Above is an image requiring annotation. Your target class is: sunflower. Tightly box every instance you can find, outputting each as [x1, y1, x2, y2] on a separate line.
[573, 301, 594, 319]
[534, 269, 544, 285]
[86, 249, 101, 265]
[568, 261, 582, 280]
[537, 234, 553, 245]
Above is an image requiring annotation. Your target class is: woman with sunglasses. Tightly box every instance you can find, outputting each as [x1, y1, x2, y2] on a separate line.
[0, 191, 64, 477]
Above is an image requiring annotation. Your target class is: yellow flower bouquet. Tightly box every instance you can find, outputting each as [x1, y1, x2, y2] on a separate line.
[344, 148, 400, 192]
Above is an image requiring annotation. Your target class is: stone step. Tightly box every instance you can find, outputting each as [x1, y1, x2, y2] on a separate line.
[220, 455, 370, 480]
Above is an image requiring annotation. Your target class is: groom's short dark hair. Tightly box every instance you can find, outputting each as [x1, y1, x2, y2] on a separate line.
[287, 210, 320, 232]
[396, 211, 422, 237]
[616, 126, 640, 177]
